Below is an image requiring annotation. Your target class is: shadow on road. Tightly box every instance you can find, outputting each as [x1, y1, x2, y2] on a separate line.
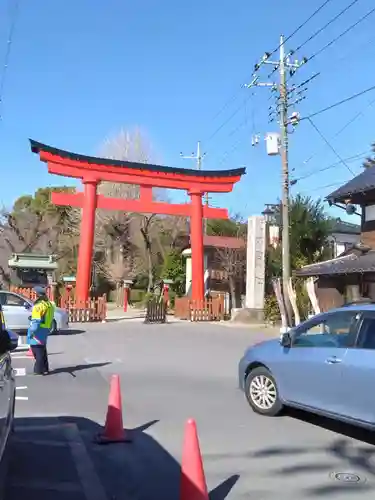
[56, 329, 86, 336]
[48, 362, 111, 377]
[5, 415, 239, 500]
[252, 408, 375, 497]
[106, 315, 145, 323]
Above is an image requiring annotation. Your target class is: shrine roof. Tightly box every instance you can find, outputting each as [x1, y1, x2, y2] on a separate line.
[30, 140, 246, 178]
[203, 235, 246, 249]
[295, 248, 375, 277]
[326, 166, 375, 204]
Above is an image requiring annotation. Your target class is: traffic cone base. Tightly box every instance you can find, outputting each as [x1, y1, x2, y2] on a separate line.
[180, 418, 208, 500]
[95, 430, 132, 444]
[95, 374, 132, 445]
[27, 347, 34, 358]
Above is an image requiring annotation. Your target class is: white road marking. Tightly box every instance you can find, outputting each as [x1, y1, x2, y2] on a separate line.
[15, 396, 28, 401]
[14, 368, 26, 377]
[16, 386, 27, 390]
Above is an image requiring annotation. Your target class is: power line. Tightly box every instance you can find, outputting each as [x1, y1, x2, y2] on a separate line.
[204, 0, 334, 136]
[307, 117, 355, 175]
[205, 91, 254, 145]
[293, 151, 368, 182]
[293, 0, 360, 54]
[295, 96, 375, 171]
[302, 83, 375, 120]
[307, 180, 351, 193]
[210, 85, 246, 122]
[0, 0, 20, 121]
[309, 5, 375, 61]
[268, 0, 336, 58]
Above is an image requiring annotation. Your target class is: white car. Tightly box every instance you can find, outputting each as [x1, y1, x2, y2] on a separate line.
[0, 290, 69, 334]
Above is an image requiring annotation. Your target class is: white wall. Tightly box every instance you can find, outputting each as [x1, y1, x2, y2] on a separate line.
[328, 232, 360, 257]
[182, 248, 209, 297]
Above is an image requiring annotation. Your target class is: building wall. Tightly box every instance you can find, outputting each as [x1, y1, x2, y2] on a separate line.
[327, 232, 360, 257]
[362, 203, 375, 248]
[183, 249, 209, 297]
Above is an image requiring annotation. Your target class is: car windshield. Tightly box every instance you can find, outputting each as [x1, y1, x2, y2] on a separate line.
[18, 295, 33, 305]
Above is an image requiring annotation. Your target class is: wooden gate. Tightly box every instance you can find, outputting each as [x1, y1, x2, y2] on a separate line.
[174, 296, 224, 321]
[10, 286, 107, 323]
[60, 295, 107, 323]
[144, 299, 167, 324]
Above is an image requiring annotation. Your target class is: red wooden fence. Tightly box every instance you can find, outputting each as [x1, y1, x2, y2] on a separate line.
[10, 286, 54, 302]
[174, 296, 224, 322]
[10, 286, 107, 323]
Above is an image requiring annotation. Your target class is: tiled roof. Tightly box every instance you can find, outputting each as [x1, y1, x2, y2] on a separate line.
[203, 235, 246, 249]
[295, 250, 375, 277]
[326, 167, 375, 203]
[331, 218, 360, 235]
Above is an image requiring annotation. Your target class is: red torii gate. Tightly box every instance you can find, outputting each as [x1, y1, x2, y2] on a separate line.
[30, 140, 245, 303]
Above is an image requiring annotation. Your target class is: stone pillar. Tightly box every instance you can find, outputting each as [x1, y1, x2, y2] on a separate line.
[245, 215, 266, 320]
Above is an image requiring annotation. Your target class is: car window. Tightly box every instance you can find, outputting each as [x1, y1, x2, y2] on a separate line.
[356, 316, 375, 350]
[5, 294, 26, 307]
[293, 311, 359, 348]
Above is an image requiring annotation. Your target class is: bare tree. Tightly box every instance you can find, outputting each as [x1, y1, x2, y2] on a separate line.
[214, 245, 246, 309]
[212, 220, 247, 309]
[0, 207, 69, 285]
[95, 127, 162, 288]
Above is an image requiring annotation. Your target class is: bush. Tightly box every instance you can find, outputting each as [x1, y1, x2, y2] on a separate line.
[140, 291, 155, 307]
[129, 289, 146, 303]
[264, 294, 281, 324]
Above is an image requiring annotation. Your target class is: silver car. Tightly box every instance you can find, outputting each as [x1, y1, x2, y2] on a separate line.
[0, 291, 69, 334]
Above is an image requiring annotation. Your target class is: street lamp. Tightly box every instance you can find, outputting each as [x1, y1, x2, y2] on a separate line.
[262, 203, 282, 226]
[261, 206, 275, 223]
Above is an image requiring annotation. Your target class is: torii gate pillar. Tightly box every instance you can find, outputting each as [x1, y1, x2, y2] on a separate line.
[189, 190, 205, 301]
[76, 179, 98, 301]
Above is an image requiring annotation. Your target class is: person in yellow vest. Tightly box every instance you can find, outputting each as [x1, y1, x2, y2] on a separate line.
[27, 286, 54, 375]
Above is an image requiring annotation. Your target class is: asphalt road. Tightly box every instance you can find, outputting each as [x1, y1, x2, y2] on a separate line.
[4, 319, 375, 499]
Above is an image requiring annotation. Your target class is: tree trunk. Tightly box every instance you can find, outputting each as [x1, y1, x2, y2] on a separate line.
[140, 216, 155, 293]
[146, 247, 153, 292]
[228, 275, 236, 313]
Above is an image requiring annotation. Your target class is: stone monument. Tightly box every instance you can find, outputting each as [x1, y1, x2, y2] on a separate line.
[244, 215, 266, 321]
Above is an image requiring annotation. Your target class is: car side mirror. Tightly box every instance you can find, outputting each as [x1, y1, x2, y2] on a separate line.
[24, 302, 31, 310]
[280, 332, 292, 347]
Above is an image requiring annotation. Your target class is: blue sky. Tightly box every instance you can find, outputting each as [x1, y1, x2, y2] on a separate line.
[0, 0, 374, 224]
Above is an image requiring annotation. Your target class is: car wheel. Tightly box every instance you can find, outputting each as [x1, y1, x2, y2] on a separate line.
[245, 366, 283, 416]
[50, 320, 57, 335]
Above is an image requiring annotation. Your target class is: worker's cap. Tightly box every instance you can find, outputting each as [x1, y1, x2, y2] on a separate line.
[33, 286, 46, 296]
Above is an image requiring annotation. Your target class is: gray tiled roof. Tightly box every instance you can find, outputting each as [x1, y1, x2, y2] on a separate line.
[326, 167, 375, 203]
[295, 250, 375, 277]
[331, 218, 360, 235]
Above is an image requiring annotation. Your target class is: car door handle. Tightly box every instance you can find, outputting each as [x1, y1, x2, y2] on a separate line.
[325, 356, 342, 364]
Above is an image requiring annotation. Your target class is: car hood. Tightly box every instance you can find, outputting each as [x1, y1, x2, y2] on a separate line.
[244, 337, 281, 356]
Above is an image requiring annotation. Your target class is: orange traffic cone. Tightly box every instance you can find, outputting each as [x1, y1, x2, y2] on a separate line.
[180, 419, 208, 500]
[26, 347, 34, 358]
[95, 374, 131, 444]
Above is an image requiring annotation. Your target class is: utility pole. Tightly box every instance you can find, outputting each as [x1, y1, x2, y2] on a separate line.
[246, 35, 312, 326]
[180, 141, 209, 233]
[278, 35, 292, 325]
